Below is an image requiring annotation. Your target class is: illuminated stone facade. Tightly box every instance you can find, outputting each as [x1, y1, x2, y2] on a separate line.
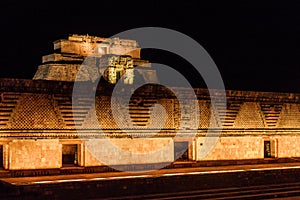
[0, 35, 300, 174]
[0, 79, 300, 172]
[33, 34, 154, 84]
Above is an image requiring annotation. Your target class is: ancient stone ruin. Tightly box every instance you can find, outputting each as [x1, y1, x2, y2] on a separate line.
[33, 34, 155, 84]
[0, 34, 299, 176]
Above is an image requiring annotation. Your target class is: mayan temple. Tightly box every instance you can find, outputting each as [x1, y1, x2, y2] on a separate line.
[33, 34, 155, 84]
[0, 34, 300, 177]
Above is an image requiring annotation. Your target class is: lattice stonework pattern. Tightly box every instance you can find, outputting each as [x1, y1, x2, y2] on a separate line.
[233, 102, 266, 128]
[179, 99, 199, 130]
[277, 103, 300, 128]
[155, 99, 174, 129]
[80, 102, 99, 129]
[198, 100, 211, 129]
[3, 88, 300, 131]
[94, 97, 175, 130]
[10, 94, 62, 129]
[96, 96, 118, 129]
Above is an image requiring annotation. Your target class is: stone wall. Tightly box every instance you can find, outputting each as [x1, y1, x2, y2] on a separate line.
[277, 135, 300, 158]
[3, 135, 300, 170]
[196, 135, 300, 161]
[8, 139, 61, 170]
[196, 136, 263, 160]
[84, 144, 103, 167]
[84, 138, 173, 166]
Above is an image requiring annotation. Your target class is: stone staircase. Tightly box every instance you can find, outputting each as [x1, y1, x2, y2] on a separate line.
[213, 101, 242, 128]
[224, 102, 243, 127]
[0, 93, 22, 127]
[260, 103, 283, 127]
[128, 98, 157, 127]
[53, 94, 93, 127]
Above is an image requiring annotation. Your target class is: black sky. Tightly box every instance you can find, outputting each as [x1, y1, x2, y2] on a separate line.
[0, 1, 300, 93]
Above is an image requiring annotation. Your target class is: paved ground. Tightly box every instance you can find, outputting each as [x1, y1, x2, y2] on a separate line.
[1, 162, 300, 186]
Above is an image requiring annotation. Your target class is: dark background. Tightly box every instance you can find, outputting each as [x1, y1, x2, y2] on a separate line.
[0, 0, 299, 92]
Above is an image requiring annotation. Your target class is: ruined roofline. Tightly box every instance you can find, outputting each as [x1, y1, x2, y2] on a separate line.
[53, 34, 139, 47]
[1, 78, 300, 102]
[68, 34, 107, 43]
[0, 78, 74, 94]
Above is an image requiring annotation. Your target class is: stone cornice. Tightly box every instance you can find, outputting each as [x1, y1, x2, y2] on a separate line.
[0, 128, 299, 139]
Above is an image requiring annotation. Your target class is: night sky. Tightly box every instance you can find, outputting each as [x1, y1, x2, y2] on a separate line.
[0, 1, 300, 93]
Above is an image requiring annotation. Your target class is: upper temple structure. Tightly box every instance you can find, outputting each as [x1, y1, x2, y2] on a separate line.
[33, 34, 156, 84]
[0, 34, 300, 177]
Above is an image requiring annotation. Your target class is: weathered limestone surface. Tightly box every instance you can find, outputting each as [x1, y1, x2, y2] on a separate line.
[196, 136, 263, 160]
[84, 138, 173, 166]
[8, 139, 61, 170]
[277, 136, 300, 158]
